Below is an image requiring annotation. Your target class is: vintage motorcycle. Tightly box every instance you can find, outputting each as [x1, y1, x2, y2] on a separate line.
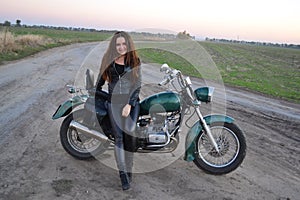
[52, 64, 246, 175]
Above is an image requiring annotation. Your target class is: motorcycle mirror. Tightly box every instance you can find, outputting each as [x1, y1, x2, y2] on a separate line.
[160, 63, 171, 73]
[67, 85, 76, 94]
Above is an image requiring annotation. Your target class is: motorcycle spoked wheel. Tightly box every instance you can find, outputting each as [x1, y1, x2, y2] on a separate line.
[60, 109, 109, 160]
[193, 122, 246, 175]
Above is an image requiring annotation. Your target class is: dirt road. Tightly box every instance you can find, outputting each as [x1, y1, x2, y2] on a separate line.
[0, 43, 299, 200]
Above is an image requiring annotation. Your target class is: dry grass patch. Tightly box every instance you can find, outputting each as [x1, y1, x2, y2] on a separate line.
[0, 31, 53, 53]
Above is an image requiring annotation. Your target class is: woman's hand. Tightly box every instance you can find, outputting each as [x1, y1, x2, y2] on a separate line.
[122, 104, 131, 117]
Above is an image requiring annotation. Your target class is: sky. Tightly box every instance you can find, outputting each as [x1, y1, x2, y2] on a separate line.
[1, 0, 300, 44]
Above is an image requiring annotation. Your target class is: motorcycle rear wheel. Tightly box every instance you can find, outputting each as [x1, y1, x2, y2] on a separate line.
[60, 109, 109, 160]
[193, 122, 246, 175]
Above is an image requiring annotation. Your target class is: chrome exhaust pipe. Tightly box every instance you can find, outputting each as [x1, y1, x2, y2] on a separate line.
[137, 136, 179, 153]
[69, 120, 109, 143]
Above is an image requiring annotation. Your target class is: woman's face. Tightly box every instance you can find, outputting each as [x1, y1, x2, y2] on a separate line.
[116, 37, 127, 56]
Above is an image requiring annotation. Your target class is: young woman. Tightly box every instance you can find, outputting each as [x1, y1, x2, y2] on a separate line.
[96, 31, 141, 190]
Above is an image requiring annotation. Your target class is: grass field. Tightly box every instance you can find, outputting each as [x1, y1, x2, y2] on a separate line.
[0, 26, 112, 63]
[138, 42, 300, 103]
[9, 26, 113, 42]
[199, 42, 300, 102]
[1, 26, 299, 103]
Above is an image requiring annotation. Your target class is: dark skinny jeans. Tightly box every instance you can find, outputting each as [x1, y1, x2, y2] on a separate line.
[107, 102, 139, 173]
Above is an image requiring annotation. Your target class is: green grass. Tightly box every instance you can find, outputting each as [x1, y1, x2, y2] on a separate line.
[199, 41, 300, 102]
[136, 39, 220, 81]
[137, 41, 300, 103]
[9, 26, 112, 42]
[137, 48, 198, 77]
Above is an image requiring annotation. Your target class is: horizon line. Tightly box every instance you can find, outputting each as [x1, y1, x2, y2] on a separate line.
[1, 22, 299, 46]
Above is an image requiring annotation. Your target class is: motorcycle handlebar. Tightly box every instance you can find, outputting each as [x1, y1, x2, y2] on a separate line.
[158, 77, 170, 86]
[158, 66, 184, 87]
[158, 64, 197, 102]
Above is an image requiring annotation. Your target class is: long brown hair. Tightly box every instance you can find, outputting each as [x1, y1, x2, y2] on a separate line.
[99, 31, 140, 82]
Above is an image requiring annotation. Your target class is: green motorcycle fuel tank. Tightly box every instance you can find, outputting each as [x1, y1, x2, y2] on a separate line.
[139, 91, 181, 115]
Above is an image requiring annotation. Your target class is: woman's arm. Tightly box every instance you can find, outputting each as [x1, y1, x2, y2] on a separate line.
[96, 74, 105, 91]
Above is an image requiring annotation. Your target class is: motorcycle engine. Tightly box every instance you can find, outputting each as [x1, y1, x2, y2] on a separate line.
[137, 112, 179, 145]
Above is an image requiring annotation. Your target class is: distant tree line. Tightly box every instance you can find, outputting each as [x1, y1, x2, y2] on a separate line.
[176, 30, 195, 40]
[0, 20, 177, 40]
[0, 19, 110, 33]
[205, 37, 300, 49]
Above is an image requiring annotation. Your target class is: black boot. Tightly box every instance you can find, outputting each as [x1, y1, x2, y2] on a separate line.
[127, 172, 132, 183]
[119, 171, 130, 190]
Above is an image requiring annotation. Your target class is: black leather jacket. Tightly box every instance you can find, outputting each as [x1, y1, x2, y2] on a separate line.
[95, 62, 141, 106]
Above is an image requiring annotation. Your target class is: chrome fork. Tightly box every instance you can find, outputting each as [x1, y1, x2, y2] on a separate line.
[194, 106, 220, 153]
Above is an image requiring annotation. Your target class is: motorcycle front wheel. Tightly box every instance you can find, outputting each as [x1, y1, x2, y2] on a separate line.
[60, 109, 109, 160]
[193, 122, 246, 175]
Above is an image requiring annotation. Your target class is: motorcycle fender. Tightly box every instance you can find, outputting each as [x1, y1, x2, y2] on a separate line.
[52, 96, 86, 120]
[184, 115, 234, 162]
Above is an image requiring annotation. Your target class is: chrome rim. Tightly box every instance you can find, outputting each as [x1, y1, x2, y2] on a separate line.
[67, 118, 101, 153]
[197, 126, 240, 168]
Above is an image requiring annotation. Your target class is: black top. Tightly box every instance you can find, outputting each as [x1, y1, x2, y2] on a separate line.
[114, 62, 125, 75]
[95, 62, 141, 106]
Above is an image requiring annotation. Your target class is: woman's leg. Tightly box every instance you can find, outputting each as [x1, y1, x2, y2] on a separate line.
[108, 103, 139, 188]
[108, 103, 130, 190]
[124, 104, 140, 181]
[108, 103, 127, 172]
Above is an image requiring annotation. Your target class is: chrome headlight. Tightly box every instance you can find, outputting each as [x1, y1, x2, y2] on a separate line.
[194, 87, 214, 102]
